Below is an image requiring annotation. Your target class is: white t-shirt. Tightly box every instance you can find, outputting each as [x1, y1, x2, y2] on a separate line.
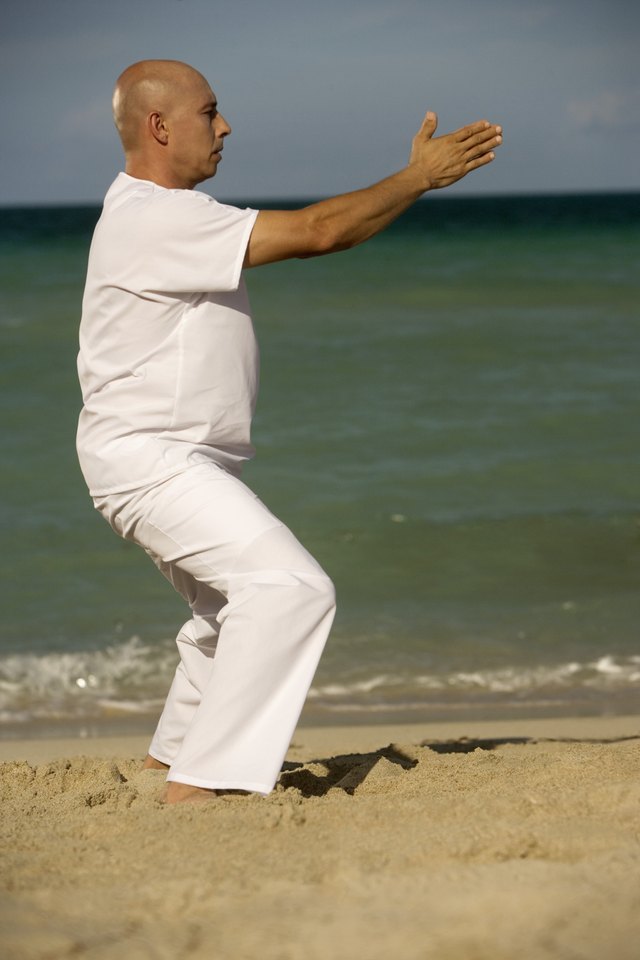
[77, 173, 259, 496]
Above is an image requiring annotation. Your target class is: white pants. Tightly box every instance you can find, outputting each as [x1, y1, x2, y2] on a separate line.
[94, 462, 336, 794]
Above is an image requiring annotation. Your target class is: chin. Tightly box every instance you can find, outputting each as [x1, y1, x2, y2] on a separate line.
[193, 166, 217, 186]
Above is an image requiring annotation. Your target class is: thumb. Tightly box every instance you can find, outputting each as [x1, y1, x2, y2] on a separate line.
[421, 110, 438, 139]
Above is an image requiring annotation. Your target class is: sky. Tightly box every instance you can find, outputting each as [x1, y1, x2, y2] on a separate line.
[1, 0, 639, 205]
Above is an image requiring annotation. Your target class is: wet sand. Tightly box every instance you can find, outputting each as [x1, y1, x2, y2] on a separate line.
[2, 715, 639, 960]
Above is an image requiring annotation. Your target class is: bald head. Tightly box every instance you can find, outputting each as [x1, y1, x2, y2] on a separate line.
[113, 60, 207, 152]
[111, 59, 231, 189]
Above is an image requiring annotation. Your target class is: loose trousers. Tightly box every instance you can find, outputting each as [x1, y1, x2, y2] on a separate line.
[94, 462, 336, 794]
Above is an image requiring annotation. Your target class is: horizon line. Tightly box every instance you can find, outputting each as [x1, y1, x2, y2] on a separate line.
[1, 186, 639, 211]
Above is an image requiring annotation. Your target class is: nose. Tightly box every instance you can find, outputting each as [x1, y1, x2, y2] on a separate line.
[218, 113, 231, 137]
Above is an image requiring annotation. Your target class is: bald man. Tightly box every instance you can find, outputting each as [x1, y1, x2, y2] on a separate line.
[77, 60, 502, 803]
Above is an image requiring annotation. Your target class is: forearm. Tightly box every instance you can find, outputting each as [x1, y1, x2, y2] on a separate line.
[300, 164, 428, 255]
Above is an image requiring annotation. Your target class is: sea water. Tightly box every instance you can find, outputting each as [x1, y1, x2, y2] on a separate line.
[1, 192, 639, 735]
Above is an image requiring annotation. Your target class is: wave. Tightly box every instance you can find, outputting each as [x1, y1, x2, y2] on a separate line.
[307, 656, 640, 708]
[1, 637, 639, 727]
[0, 636, 175, 725]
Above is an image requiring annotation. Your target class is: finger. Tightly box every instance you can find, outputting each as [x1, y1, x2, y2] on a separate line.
[464, 150, 497, 172]
[418, 110, 438, 139]
[455, 120, 501, 143]
[463, 129, 503, 158]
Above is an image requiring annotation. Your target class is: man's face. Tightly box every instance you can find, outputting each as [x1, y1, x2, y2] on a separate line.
[167, 76, 231, 188]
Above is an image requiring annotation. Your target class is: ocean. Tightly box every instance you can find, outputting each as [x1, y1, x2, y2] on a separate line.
[1, 191, 639, 737]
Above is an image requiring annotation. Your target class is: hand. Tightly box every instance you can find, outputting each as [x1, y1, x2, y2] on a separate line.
[409, 112, 502, 190]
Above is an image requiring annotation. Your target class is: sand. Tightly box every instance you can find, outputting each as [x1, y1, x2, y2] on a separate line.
[1, 715, 639, 960]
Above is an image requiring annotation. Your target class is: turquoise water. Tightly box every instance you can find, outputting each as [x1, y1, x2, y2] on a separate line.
[1, 193, 639, 732]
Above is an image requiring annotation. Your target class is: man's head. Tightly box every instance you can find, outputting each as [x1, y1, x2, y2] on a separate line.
[112, 60, 231, 189]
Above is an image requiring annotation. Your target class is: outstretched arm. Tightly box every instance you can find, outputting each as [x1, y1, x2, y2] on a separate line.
[244, 112, 502, 268]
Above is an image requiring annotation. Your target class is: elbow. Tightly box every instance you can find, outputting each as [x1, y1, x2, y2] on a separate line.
[300, 210, 352, 257]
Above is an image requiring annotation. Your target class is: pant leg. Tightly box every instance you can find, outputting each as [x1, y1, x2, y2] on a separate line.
[95, 482, 225, 765]
[146, 599, 225, 768]
[96, 462, 336, 794]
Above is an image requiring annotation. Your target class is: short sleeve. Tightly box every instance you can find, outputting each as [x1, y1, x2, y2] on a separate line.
[111, 187, 258, 295]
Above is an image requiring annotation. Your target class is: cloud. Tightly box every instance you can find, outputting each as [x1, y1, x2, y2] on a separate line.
[567, 89, 640, 133]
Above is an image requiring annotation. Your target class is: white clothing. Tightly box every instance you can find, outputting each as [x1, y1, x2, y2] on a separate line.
[95, 464, 335, 794]
[77, 173, 259, 495]
[77, 174, 333, 794]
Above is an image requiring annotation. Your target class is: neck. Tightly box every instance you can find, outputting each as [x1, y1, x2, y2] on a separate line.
[125, 156, 193, 190]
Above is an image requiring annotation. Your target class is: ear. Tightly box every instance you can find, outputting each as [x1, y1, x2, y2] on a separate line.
[148, 111, 169, 146]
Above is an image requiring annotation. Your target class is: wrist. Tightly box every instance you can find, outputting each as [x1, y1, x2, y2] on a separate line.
[404, 161, 432, 196]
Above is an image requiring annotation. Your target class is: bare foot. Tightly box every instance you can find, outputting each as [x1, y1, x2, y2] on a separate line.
[142, 754, 170, 771]
[164, 782, 251, 804]
[164, 781, 220, 804]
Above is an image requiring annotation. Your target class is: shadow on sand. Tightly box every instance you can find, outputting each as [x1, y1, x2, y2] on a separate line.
[278, 733, 640, 797]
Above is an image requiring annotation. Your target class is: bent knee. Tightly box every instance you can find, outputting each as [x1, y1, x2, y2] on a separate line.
[256, 568, 336, 612]
[308, 571, 336, 613]
[222, 568, 336, 626]
[277, 570, 337, 629]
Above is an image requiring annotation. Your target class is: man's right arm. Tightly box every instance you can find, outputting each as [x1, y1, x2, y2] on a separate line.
[243, 112, 502, 268]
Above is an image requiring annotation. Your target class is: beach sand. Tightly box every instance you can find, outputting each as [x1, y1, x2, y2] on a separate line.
[2, 715, 639, 960]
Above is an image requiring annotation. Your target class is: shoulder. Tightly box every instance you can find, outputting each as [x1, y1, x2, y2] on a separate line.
[104, 175, 253, 234]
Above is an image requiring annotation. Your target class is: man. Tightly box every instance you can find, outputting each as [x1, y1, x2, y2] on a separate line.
[77, 60, 502, 803]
